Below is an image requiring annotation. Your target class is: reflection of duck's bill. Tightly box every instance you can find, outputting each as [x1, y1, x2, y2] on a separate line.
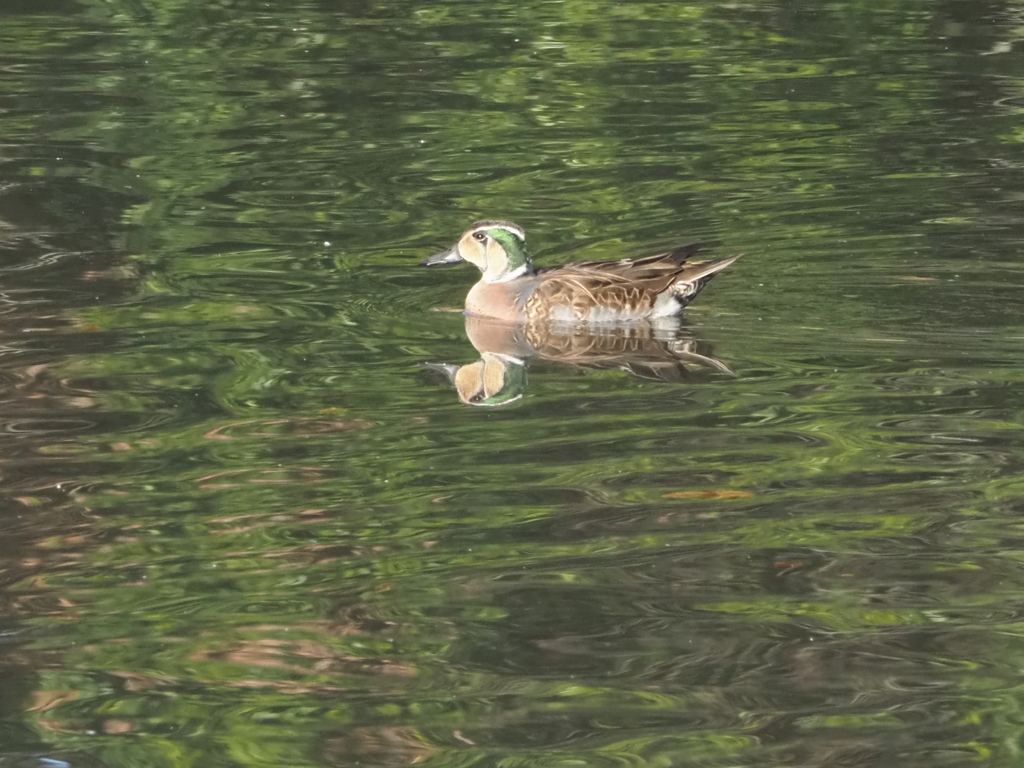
[420, 246, 464, 266]
[422, 362, 462, 382]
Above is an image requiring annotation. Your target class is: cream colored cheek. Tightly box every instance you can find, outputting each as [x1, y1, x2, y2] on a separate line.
[459, 235, 486, 268]
[485, 240, 507, 265]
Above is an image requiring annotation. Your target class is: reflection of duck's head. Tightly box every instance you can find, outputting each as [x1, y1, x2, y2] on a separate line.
[425, 353, 526, 407]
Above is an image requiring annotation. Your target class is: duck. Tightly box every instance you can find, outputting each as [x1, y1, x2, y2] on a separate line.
[420, 220, 740, 324]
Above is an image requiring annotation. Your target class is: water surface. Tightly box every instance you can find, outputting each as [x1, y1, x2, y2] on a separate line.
[1, 1, 1024, 766]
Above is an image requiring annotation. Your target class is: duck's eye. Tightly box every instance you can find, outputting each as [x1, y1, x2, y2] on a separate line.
[472, 232, 487, 242]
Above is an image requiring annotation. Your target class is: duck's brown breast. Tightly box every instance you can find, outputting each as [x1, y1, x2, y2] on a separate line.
[465, 279, 534, 323]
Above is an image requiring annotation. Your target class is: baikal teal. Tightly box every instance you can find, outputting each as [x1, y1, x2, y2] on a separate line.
[1, 1, 1024, 768]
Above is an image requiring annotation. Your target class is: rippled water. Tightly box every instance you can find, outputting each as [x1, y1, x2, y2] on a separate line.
[2, 1, 1024, 766]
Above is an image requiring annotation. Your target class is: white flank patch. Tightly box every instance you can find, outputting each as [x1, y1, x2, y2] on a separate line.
[550, 305, 580, 323]
[650, 295, 681, 318]
[549, 305, 658, 323]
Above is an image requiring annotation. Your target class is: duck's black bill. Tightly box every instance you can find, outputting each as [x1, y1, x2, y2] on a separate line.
[420, 246, 464, 266]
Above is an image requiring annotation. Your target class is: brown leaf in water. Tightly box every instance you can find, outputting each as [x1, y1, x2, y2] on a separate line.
[662, 490, 754, 500]
[29, 690, 79, 712]
[102, 719, 134, 734]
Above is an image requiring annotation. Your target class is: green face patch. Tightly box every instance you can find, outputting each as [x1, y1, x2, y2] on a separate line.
[487, 227, 529, 269]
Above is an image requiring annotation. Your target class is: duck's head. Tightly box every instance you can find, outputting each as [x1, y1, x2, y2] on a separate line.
[421, 220, 532, 283]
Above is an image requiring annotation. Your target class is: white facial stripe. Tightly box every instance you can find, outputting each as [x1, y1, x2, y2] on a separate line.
[472, 224, 525, 241]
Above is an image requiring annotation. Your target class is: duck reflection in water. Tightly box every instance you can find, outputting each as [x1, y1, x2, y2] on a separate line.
[427, 315, 733, 407]
[421, 220, 740, 406]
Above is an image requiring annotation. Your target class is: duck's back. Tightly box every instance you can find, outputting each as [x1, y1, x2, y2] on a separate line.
[524, 244, 738, 323]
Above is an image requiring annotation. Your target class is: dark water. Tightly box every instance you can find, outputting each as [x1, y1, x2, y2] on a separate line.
[2, 1, 1024, 766]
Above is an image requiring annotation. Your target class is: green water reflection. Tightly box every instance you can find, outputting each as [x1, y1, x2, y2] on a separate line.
[1, 0, 1024, 767]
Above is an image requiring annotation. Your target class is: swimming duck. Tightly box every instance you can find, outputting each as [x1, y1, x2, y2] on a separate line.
[421, 220, 740, 323]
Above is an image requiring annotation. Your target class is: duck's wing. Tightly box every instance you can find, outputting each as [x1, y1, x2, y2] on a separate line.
[536, 242, 702, 280]
[528, 244, 740, 321]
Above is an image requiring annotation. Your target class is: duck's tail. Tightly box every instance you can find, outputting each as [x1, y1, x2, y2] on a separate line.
[673, 254, 742, 304]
